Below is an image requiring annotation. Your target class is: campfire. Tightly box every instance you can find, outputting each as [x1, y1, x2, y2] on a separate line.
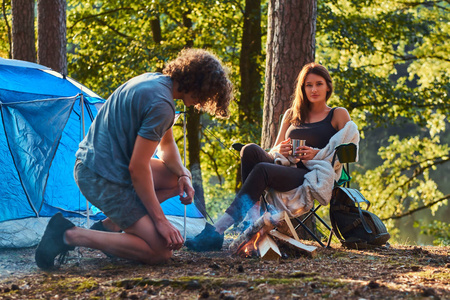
[230, 211, 317, 260]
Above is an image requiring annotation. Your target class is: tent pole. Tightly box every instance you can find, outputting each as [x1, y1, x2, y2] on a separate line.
[80, 93, 90, 228]
[183, 106, 187, 241]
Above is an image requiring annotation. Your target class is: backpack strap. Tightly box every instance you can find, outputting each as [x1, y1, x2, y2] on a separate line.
[340, 219, 362, 235]
[338, 187, 370, 208]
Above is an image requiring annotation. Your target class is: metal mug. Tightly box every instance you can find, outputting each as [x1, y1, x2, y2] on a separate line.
[291, 139, 306, 157]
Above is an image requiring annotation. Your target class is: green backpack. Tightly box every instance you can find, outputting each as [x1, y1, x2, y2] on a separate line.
[330, 187, 391, 249]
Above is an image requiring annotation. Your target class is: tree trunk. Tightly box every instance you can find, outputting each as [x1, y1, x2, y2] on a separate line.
[236, 0, 262, 192]
[262, 0, 317, 239]
[239, 0, 262, 126]
[182, 10, 207, 217]
[150, 13, 163, 72]
[37, 0, 67, 74]
[186, 108, 207, 217]
[150, 15, 162, 44]
[11, 0, 36, 62]
[261, 0, 317, 149]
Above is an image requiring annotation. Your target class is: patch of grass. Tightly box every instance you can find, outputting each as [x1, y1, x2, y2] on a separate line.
[177, 276, 216, 282]
[331, 251, 348, 258]
[288, 271, 318, 278]
[254, 277, 303, 285]
[74, 278, 99, 292]
[411, 270, 450, 281]
[320, 278, 348, 289]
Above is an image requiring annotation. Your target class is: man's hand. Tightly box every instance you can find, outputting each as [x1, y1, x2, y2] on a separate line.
[156, 219, 184, 250]
[178, 176, 194, 205]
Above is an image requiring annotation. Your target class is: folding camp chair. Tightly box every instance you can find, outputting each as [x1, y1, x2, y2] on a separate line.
[232, 142, 358, 248]
[292, 143, 358, 247]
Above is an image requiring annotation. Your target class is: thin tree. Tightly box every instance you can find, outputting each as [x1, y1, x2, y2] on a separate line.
[37, 0, 67, 74]
[11, 0, 36, 61]
[236, 0, 262, 192]
[262, 0, 317, 149]
[181, 9, 209, 218]
[239, 0, 262, 126]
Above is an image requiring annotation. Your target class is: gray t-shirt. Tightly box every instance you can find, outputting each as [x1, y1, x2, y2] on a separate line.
[76, 73, 176, 185]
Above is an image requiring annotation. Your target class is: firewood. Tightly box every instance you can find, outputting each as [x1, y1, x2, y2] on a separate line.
[230, 211, 285, 253]
[269, 230, 317, 257]
[257, 233, 281, 260]
[275, 212, 300, 242]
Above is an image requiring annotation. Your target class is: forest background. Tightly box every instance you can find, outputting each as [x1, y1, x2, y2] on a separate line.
[1, 0, 448, 246]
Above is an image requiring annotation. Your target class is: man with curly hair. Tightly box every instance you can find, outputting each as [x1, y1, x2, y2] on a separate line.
[35, 49, 233, 269]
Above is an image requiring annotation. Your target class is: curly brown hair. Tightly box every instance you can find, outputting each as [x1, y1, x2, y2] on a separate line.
[163, 48, 234, 118]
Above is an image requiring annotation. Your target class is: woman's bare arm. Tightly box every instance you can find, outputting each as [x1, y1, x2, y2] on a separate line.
[271, 109, 293, 157]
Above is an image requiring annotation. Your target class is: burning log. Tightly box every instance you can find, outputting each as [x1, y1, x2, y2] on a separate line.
[231, 210, 317, 259]
[237, 232, 282, 260]
[269, 230, 317, 257]
[229, 211, 285, 253]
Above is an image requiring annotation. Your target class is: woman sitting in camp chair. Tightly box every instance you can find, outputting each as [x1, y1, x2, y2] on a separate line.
[186, 62, 360, 252]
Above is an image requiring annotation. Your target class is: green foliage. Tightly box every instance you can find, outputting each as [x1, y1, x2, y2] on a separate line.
[318, 0, 449, 243]
[1, 0, 448, 243]
[66, 0, 259, 218]
[415, 220, 450, 246]
[67, 0, 244, 98]
[200, 102, 246, 218]
[352, 114, 449, 243]
[0, 0, 11, 58]
[318, 0, 449, 131]
[354, 134, 449, 239]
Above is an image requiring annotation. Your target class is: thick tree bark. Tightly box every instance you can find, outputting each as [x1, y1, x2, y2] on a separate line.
[262, 0, 317, 239]
[37, 0, 67, 74]
[11, 0, 36, 62]
[261, 0, 317, 149]
[236, 0, 262, 192]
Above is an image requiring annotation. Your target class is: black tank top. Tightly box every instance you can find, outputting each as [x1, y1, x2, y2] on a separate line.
[285, 107, 338, 149]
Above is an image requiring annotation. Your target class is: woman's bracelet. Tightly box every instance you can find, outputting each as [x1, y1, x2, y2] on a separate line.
[178, 174, 191, 181]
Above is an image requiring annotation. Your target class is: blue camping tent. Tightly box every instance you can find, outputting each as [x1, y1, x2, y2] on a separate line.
[0, 58, 205, 248]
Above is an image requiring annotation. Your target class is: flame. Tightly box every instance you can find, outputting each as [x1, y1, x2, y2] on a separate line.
[239, 231, 263, 258]
[253, 232, 261, 250]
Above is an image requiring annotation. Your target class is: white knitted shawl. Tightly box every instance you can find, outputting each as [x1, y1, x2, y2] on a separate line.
[266, 121, 360, 218]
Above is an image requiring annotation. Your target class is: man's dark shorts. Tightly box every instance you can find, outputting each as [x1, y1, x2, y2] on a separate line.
[74, 160, 147, 230]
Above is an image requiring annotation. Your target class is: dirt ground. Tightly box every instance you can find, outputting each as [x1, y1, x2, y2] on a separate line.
[0, 240, 449, 300]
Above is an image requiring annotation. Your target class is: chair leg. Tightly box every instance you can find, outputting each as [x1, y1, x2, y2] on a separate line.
[293, 205, 334, 248]
[314, 214, 332, 232]
[326, 229, 334, 248]
[294, 205, 331, 231]
[295, 218, 326, 248]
